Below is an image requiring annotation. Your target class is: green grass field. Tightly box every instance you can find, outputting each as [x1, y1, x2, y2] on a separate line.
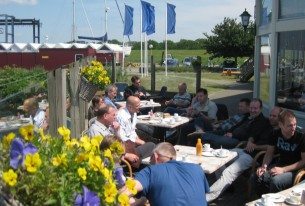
[125, 49, 226, 66]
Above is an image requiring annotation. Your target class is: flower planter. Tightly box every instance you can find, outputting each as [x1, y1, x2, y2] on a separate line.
[79, 76, 99, 102]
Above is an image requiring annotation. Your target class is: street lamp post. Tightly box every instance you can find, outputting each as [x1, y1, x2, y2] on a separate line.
[240, 9, 251, 31]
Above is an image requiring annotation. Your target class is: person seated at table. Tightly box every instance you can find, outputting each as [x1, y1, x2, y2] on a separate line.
[116, 96, 155, 168]
[206, 106, 282, 203]
[87, 95, 105, 121]
[188, 98, 250, 143]
[201, 98, 269, 149]
[249, 109, 305, 199]
[23, 97, 45, 128]
[104, 84, 121, 110]
[124, 75, 147, 100]
[89, 105, 152, 168]
[120, 142, 210, 206]
[163, 82, 192, 115]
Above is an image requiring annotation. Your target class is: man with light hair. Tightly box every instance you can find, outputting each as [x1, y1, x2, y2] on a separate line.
[104, 84, 121, 110]
[121, 142, 210, 206]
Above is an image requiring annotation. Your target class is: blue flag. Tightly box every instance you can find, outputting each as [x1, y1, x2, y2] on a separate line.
[123, 5, 134, 36]
[167, 3, 176, 34]
[141, 0, 155, 35]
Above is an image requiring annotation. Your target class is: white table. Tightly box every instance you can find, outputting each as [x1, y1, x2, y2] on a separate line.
[0, 117, 32, 136]
[142, 145, 238, 174]
[115, 100, 161, 109]
[246, 181, 305, 206]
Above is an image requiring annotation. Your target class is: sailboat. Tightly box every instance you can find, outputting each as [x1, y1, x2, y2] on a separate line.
[73, 0, 131, 56]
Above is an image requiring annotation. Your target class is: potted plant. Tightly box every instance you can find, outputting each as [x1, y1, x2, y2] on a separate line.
[0, 125, 136, 205]
[79, 60, 111, 102]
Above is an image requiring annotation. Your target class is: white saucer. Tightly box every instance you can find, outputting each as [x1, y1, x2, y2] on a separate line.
[203, 148, 212, 152]
[213, 149, 229, 158]
[292, 187, 304, 195]
[285, 197, 301, 205]
[262, 193, 285, 203]
[202, 151, 214, 157]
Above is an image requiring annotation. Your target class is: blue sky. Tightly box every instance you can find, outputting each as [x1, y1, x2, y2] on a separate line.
[0, 0, 254, 43]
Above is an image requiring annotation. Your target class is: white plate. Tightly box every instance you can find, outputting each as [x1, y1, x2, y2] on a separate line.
[285, 197, 302, 205]
[148, 120, 159, 124]
[262, 193, 285, 203]
[213, 149, 229, 158]
[137, 115, 150, 120]
[255, 199, 275, 206]
[202, 151, 214, 157]
[292, 187, 304, 195]
[203, 148, 213, 152]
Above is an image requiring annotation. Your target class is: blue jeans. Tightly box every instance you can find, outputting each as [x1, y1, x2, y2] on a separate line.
[202, 132, 239, 149]
[206, 148, 253, 202]
[249, 168, 296, 198]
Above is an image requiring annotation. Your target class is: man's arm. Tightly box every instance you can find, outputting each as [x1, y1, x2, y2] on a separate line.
[256, 145, 275, 176]
[245, 137, 268, 152]
[271, 152, 305, 175]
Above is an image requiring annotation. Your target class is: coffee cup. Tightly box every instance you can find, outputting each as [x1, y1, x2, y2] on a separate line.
[261, 194, 273, 206]
[169, 118, 175, 125]
[203, 144, 211, 152]
[150, 99, 154, 104]
[290, 192, 301, 204]
[219, 148, 226, 157]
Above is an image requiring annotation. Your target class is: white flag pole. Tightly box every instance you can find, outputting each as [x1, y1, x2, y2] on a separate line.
[140, 6, 143, 77]
[144, 34, 148, 76]
[165, 3, 168, 76]
[122, 35, 125, 72]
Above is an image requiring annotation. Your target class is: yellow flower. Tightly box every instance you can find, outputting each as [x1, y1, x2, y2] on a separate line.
[118, 194, 130, 206]
[2, 132, 15, 149]
[103, 182, 118, 204]
[19, 125, 34, 141]
[65, 138, 79, 148]
[80, 136, 92, 152]
[91, 135, 103, 150]
[52, 153, 67, 167]
[38, 128, 51, 142]
[110, 141, 125, 156]
[2, 169, 18, 186]
[104, 149, 112, 159]
[24, 153, 42, 173]
[77, 168, 87, 181]
[126, 178, 137, 195]
[58, 126, 71, 141]
[88, 155, 103, 171]
[101, 167, 111, 179]
[75, 152, 87, 163]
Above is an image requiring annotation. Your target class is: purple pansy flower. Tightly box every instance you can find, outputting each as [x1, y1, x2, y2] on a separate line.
[114, 167, 126, 188]
[10, 138, 38, 169]
[74, 186, 100, 206]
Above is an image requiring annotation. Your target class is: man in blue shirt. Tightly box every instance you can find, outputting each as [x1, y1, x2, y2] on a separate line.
[121, 142, 210, 206]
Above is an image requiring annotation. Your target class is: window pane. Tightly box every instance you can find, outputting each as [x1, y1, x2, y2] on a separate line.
[260, 0, 272, 26]
[276, 31, 305, 112]
[260, 35, 271, 103]
[279, 0, 305, 19]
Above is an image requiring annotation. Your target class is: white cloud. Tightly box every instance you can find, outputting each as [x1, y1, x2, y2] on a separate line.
[0, 0, 38, 5]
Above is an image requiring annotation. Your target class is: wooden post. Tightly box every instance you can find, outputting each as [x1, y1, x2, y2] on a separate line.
[111, 53, 116, 83]
[196, 68, 201, 92]
[150, 55, 155, 93]
[47, 68, 67, 137]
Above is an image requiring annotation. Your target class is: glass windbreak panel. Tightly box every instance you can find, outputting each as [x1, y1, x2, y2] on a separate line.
[260, 35, 271, 103]
[260, 0, 272, 26]
[276, 31, 305, 112]
[279, 0, 305, 19]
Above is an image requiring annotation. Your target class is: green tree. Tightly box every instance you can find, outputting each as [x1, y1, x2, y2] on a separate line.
[203, 17, 255, 63]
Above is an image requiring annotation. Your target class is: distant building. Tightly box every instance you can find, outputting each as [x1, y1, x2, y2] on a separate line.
[254, 0, 305, 126]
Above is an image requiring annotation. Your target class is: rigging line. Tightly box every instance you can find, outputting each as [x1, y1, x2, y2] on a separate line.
[80, 0, 95, 37]
[115, 0, 130, 42]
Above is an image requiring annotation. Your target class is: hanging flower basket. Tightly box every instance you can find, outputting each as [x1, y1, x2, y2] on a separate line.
[79, 60, 111, 102]
[79, 76, 99, 102]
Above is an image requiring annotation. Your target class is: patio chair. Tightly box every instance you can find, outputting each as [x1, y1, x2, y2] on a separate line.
[114, 82, 128, 101]
[148, 86, 168, 104]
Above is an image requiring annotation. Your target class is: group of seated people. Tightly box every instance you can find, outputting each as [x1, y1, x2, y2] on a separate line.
[82, 75, 305, 205]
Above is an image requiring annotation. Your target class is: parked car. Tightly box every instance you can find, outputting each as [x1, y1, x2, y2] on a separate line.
[182, 56, 199, 67]
[221, 59, 241, 76]
[163, 58, 179, 67]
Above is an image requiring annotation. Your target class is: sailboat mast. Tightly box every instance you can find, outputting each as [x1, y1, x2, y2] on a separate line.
[72, 0, 76, 42]
[104, 0, 109, 42]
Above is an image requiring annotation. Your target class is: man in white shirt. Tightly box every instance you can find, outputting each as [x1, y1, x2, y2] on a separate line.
[23, 97, 45, 128]
[116, 96, 155, 168]
[88, 105, 143, 166]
